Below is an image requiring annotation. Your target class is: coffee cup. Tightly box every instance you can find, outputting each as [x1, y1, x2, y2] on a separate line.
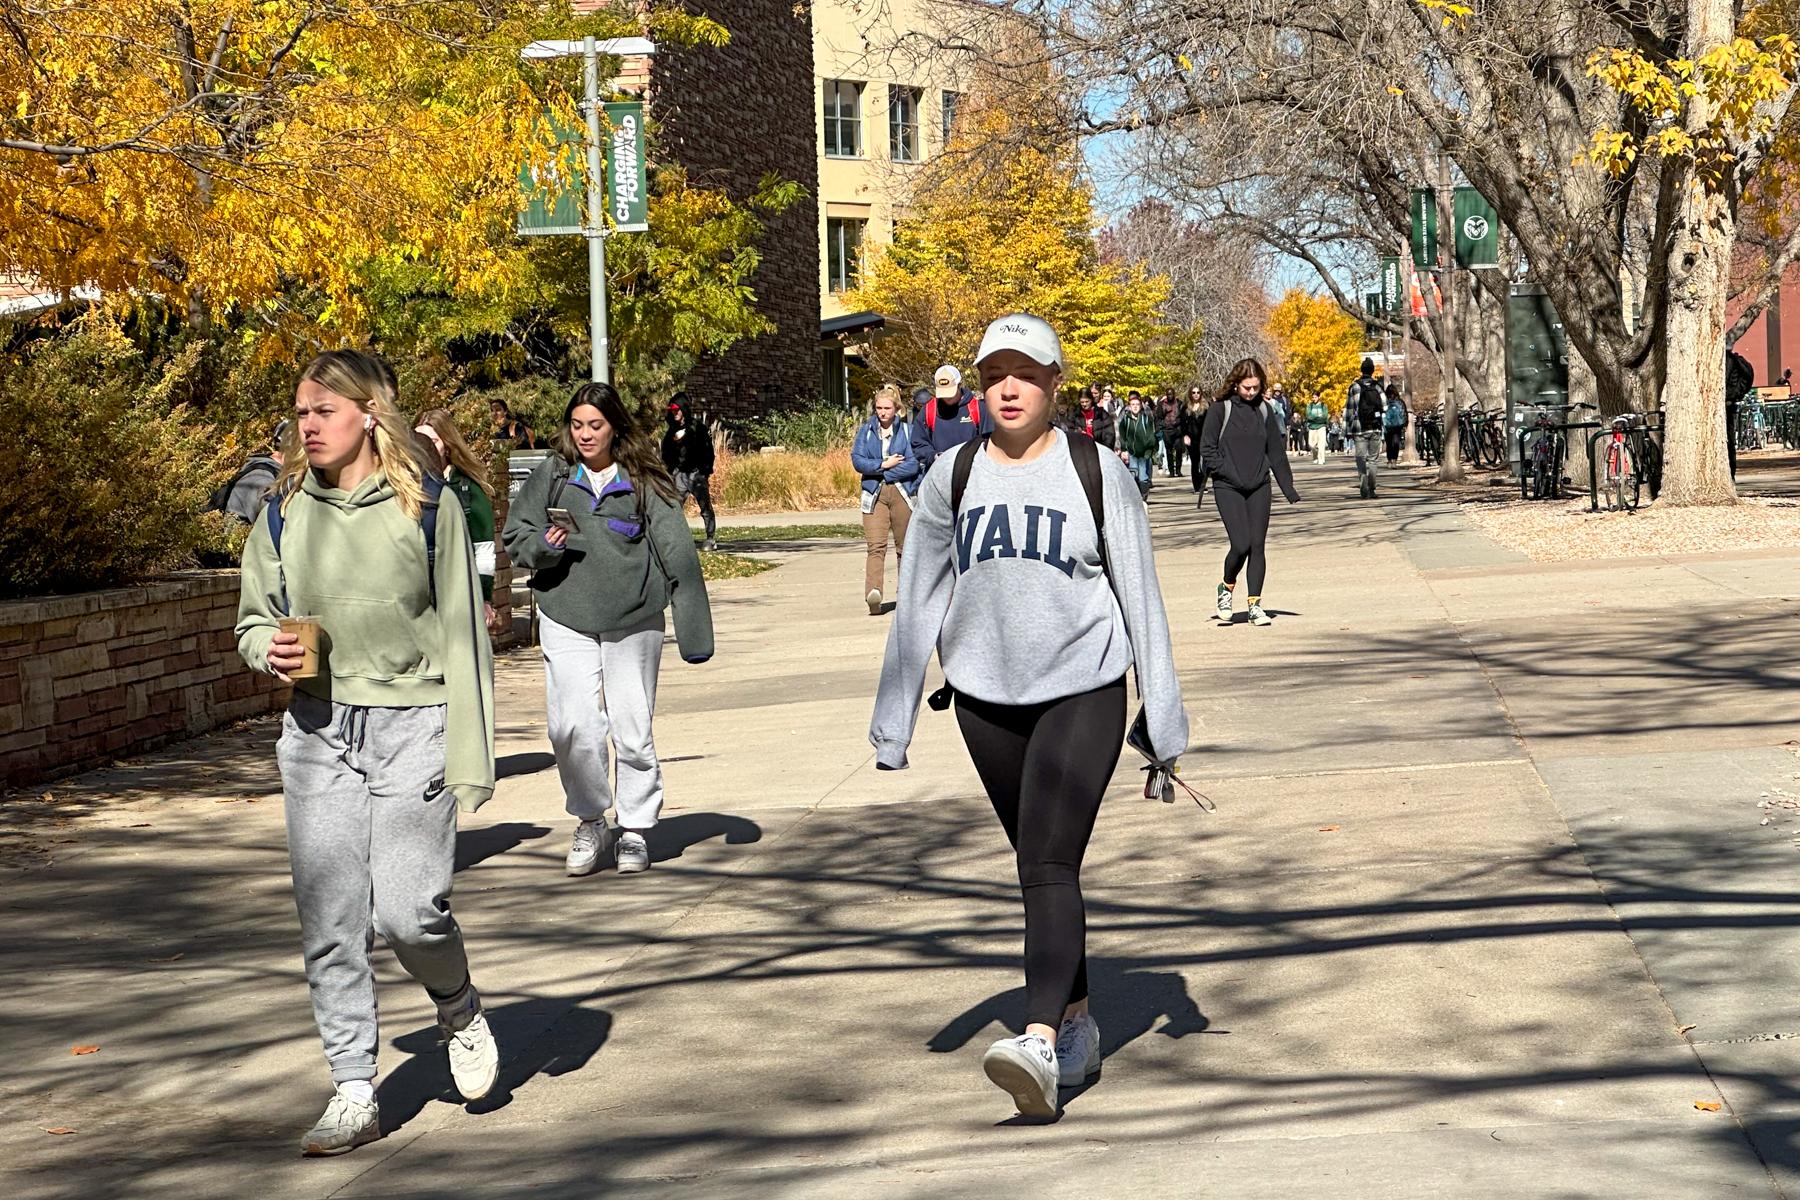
[277, 616, 322, 680]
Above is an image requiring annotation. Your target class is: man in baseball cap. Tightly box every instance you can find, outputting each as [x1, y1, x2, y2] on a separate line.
[913, 362, 991, 471]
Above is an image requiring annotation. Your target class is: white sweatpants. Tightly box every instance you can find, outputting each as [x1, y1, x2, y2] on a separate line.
[539, 611, 667, 830]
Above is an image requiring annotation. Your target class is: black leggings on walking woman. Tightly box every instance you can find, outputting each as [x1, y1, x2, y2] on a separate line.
[955, 677, 1126, 1031]
[1215, 479, 1272, 596]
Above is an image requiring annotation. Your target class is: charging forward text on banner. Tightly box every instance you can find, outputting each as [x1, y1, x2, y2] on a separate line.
[604, 102, 649, 233]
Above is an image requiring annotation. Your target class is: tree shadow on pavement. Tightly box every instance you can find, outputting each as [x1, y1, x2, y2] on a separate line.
[927, 963, 1214, 1059]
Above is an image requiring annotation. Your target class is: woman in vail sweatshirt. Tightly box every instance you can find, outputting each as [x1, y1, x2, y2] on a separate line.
[869, 314, 1189, 1121]
[235, 350, 498, 1157]
[1199, 357, 1301, 627]
[503, 382, 713, 880]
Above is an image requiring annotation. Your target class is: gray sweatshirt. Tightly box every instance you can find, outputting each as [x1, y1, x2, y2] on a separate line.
[870, 432, 1190, 769]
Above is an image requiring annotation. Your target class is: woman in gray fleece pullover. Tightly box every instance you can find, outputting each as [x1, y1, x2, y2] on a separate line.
[870, 314, 1188, 1120]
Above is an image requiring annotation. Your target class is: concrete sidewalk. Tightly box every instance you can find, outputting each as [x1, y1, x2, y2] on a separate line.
[6, 457, 1800, 1198]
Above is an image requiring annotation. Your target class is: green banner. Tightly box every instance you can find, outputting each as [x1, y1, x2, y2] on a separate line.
[1410, 188, 1437, 269]
[1453, 187, 1500, 269]
[1365, 290, 1384, 317]
[1381, 256, 1403, 316]
[604, 101, 649, 233]
[517, 111, 584, 237]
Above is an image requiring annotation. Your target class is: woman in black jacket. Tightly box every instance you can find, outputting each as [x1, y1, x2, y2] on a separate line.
[1199, 359, 1300, 627]
[1179, 386, 1208, 493]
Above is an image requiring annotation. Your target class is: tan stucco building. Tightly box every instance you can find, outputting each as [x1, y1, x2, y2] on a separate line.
[813, 0, 974, 320]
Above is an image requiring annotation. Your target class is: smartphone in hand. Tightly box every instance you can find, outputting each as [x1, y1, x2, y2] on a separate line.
[546, 507, 578, 532]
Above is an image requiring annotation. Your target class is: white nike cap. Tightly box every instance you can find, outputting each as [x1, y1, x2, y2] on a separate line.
[932, 364, 962, 399]
[974, 313, 1064, 371]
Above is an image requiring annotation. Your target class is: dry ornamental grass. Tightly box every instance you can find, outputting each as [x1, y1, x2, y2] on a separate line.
[1460, 496, 1800, 562]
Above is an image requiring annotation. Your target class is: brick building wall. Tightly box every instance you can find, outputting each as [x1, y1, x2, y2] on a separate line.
[651, 0, 821, 421]
[0, 574, 287, 789]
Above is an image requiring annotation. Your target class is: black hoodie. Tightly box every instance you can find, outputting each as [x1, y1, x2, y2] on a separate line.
[1200, 396, 1300, 500]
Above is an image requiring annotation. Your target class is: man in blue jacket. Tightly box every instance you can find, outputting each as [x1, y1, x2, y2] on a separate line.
[912, 364, 993, 471]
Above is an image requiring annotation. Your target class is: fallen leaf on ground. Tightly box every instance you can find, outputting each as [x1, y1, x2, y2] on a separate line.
[148, 953, 184, 963]
[43, 1127, 75, 1136]
[1695, 1101, 1722, 1112]
[1679, 1024, 1697, 1035]
[70, 1045, 99, 1056]
[1318, 824, 1342, 832]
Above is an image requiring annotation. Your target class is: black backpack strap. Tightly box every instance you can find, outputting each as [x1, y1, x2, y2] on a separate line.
[547, 458, 570, 512]
[1066, 431, 1110, 582]
[265, 491, 290, 617]
[420, 475, 445, 608]
[949, 434, 986, 516]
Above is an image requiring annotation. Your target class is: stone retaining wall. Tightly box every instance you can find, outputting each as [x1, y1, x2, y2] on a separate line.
[0, 573, 286, 789]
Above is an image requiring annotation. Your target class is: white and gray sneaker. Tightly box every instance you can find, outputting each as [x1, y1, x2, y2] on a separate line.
[565, 819, 614, 876]
[438, 990, 500, 1101]
[300, 1090, 380, 1156]
[1214, 583, 1234, 623]
[867, 588, 883, 616]
[982, 1033, 1059, 1118]
[1248, 602, 1273, 627]
[1055, 1013, 1101, 1086]
[615, 831, 650, 874]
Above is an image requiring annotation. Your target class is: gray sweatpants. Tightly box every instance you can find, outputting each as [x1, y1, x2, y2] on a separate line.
[278, 692, 470, 1083]
[539, 611, 666, 831]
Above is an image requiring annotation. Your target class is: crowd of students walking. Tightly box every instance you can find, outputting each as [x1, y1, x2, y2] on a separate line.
[234, 325, 1412, 1152]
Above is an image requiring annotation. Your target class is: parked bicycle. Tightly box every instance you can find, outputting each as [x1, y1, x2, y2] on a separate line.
[1415, 408, 1443, 465]
[1601, 415, 1640, 512]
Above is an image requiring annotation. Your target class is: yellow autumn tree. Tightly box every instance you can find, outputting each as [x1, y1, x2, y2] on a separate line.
[0, 2, 725, 338]
[845, 86, 1189, 391]
[1265, 289, 1366, 416]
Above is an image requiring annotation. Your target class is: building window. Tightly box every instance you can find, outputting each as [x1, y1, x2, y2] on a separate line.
[941, 91, 961, 146]
[823, 79, 863, 158]
[826, 217, 866, 293]
[889, 86, 921, 162]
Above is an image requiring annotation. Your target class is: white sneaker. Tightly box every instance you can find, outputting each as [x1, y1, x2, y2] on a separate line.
[1248, 602, 1273, 627]
[867, 588, 883, 616]
[300, 1090, 380, 1156]
[982, 1033, 1059, 1118]
[1055, 1013, 1101, 1086]
[439, 996, 499, 1101]
[616, 831, 650, 874]
[565, 820, 613, 876]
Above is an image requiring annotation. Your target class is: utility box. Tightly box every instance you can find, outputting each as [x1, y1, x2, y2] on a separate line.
[1506, 285, 1569, 471]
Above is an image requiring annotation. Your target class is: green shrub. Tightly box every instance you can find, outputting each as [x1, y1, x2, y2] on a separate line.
[0, 320, 236, 597]
[734, 401, 857, 453]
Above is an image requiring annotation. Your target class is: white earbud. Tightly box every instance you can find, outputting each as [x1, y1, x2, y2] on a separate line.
[364, 416, 375, 431]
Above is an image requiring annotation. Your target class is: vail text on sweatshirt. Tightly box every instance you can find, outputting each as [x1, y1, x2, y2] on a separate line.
[869, 431, 1189, 769]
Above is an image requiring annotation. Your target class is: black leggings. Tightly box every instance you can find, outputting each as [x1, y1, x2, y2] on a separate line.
[1215, 479, 1272, 596]
[955, 677, 1126, 1031]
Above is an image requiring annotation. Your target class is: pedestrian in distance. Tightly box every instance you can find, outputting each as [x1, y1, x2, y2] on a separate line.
[1346, 359, 1386, 499]
[1200, 358, 1302, 627]
[853, 383, 922, 615]
[1119, 392, 1159, 498]
[502, 383, 714, 879]
[1071, 386, 1118, 449]
[912, 364, 992, 472]
[1100, 385, 1118, 416]
[205, 420, 287, 525]
[1180, 387, 1209, 494]
[1266, 383, 1292, 435]
[661, 393, 718, 551]
[415, 407, 500, 633]
[1382, 383, 1408, 465]
[489, 397, 539, 449]
[1288, 403, 1308, 454]
[1306, 393, 1330, 464]
[234, 349, 499, 1156]
[1157, 389, 1183, 475]
[870, 313, 1189, 1120]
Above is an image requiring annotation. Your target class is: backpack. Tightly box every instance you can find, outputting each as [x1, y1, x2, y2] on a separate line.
[1385, 396, 1408, 429]
[1351, 380, 1383, 431]
[266, 475, 445, 616]
[1220, 398, 1282, 441]
[205, 456, 280, 524]
[924, 392, 981, 431]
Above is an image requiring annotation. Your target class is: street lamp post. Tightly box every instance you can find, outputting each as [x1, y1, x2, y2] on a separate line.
[519, 36, 656, 386]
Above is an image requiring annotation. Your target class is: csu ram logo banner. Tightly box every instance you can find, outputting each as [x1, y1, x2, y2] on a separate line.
[604, 102, 649, 233]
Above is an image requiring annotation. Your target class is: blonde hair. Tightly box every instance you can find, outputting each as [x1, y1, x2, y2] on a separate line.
[275, 349, 432, 519]
[869, 383, 902, 418]
[416, 407, 495, 499]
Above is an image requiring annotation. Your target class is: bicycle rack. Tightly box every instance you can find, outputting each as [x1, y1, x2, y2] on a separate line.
[1518, 420, 1599, 500]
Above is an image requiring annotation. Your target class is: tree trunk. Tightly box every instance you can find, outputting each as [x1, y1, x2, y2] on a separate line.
[1657, 0, 1739, 507]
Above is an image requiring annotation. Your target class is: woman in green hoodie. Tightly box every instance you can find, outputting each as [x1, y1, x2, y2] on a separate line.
[235, 350, 498, 1156]
[503, 382, 713, 880]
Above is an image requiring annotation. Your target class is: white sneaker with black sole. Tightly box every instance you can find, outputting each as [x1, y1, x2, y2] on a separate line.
[982, 1033, 1059, 1118]
[615, 831, 650, 874]
[300, 1090, 380, 1156]
[565, 819, 614, 876]
[1055, 1013, 1101, 1086]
